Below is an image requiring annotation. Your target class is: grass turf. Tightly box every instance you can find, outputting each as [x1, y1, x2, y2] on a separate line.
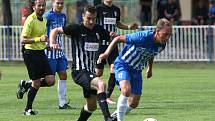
[0, 62, 215, 121]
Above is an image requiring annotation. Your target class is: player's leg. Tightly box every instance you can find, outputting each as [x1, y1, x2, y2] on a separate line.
[77, 92, 97, 121]
[106, 47, 119, 104]
[56, 57, 72, 109]
[126, 69, 143, 114]
[91, 77, 114, 120]
[23, 51, 55, 115]
[126, 94, 141, 114]
[114, 61, 131, 121]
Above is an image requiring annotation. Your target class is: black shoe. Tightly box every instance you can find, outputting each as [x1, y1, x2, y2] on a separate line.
[59, 103, 73, 109]
[111, 111, 117, 121]
[24, 109, 38, 115]
[16, 80, 28, 99]
[107, 117, 117, 121]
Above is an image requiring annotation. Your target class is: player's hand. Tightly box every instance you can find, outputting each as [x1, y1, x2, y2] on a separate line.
[97, 53, 108, 64]
[145, 68, 152, 79]
[110, 32, 118, 41]
[40, 35, 49, 42]
[130, 23, 139, 30]
[50, 43, 61, 50]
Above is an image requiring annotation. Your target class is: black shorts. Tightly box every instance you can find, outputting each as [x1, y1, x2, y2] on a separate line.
[96, 45, 119, 69]
[72, 70, 97, 98]
[23, 49, 53, 80]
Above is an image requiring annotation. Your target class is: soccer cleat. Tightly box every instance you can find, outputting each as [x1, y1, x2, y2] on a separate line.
[59, 103, 74, 109]
[24, 109, 37, 115]
[106, 98, 116, 104]
[111, 110, 117, 120]
[16, 80, 28, 99]
[107, 117, 117, 121]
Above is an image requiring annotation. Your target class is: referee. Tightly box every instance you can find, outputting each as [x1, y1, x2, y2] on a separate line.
[16, 0, 55, 115]
[50, 5, 116, 121]
[95, 0, 139, 104]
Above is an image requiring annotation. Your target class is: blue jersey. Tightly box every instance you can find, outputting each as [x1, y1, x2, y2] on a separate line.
[115, 30, 166, 71]
[44, 9, 66, 59]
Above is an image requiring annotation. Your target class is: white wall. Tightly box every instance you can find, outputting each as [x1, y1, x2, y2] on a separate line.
[180, 0, 191, 20]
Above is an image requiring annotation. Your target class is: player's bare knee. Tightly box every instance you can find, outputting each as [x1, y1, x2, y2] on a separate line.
[121, 88, 131, 97]
[58, 72, 67, 80]
[32, 80, 41, 89]
[97, 80, 106, 92]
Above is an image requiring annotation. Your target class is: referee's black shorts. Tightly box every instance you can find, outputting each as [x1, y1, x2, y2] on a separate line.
[23, 49, 53, 80]
[72, 70, 97, 98]
[96, 45, 119, 69]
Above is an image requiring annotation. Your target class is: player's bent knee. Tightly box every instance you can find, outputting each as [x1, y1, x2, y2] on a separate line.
[97, 80, 106, 91]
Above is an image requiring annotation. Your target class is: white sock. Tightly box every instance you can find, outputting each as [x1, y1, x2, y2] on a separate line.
[58, 80, 67, 107]
[126, 102, 134, 114]
[117, 94, 128, 121]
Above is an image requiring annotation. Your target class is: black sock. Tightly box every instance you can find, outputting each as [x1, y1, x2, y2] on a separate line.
[107, 73, 116, 98]
[77, 107, 92, 121]
[97, 92, 110, 120]
[26, 87, 38, 110]
[40, 78, 48, 87]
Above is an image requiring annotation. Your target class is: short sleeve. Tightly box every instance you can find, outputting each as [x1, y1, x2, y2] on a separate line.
[62, 24, 80, 36]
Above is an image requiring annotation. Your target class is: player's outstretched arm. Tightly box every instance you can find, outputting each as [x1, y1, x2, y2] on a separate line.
[98, 35, 126, 64]
[49, 27, 64, 49]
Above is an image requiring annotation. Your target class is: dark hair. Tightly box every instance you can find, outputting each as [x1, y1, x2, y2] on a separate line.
[83, 5, 97, 15]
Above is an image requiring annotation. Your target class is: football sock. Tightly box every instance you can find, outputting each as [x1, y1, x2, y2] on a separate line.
[26, 86, 38, 110]
[117, 94, 128, 121]
[97, 92, 111, 120]
[77, 107, 92, 121]
[106, 73, 116, 98]
[126, 103, 134, 114]
[40, 78, 48, 87]
[58, 80, 67, 107]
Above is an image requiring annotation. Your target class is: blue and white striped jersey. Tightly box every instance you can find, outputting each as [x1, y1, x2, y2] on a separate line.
[43, 9, 66, 59]
[115, 30, 166, 71]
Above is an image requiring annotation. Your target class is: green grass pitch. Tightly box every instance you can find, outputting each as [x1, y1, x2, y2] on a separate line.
[0, 62, 215, 121]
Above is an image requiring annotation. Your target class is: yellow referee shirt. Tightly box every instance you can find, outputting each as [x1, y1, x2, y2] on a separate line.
[21, 12, 47, 50]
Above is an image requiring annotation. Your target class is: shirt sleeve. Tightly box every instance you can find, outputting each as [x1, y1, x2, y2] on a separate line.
[62, 24, 79, 36]
[125, 31, 148, 46]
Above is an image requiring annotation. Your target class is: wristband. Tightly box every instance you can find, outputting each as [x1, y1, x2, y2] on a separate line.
[34, 37, 40, 43]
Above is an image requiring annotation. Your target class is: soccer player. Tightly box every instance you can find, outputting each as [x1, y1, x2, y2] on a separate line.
[43, 0, 72, 109]
[50, 5, 116, 121]
[16, 0, 55, 115]
[95, 0, 139, 104]
[98, 18, 172, 121]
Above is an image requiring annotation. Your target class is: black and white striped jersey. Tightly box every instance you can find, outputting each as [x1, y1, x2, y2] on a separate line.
[96, 3, 120, 33]
[62, 23, 110, 73]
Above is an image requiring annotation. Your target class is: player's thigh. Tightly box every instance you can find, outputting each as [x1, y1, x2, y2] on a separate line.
[130, 70, 143, 95]
[48, 59, 57, 74]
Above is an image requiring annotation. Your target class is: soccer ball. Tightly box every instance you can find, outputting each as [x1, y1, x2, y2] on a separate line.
[143, 118, 157, 121]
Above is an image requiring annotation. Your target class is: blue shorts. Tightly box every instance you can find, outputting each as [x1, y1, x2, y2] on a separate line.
[48, 57, 68, 74]
[114, 61, 143, 95]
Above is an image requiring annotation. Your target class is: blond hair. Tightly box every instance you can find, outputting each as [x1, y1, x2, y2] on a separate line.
[156, 18, 172, 29]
